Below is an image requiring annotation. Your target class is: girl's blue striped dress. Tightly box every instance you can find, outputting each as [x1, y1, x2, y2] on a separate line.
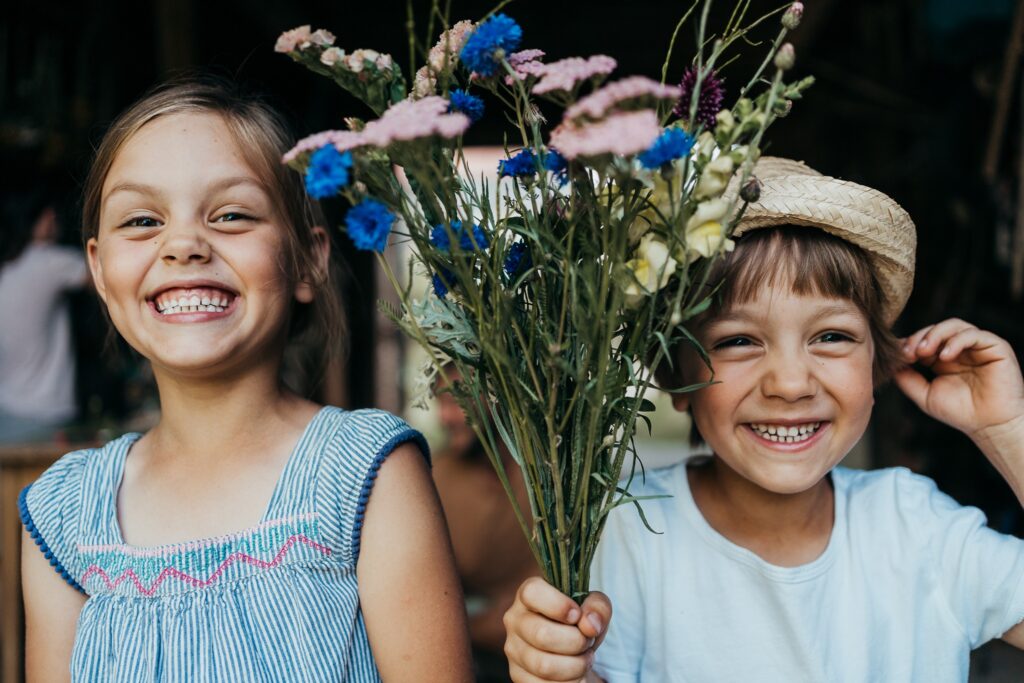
[19, 406, 428, 682]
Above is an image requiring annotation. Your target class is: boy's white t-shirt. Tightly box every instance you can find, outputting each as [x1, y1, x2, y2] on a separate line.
[590, 460, 1024, 683]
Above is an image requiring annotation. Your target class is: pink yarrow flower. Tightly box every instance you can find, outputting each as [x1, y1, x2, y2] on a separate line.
[509, 49, 545, 67]
[275, 25, 312, 53]
[549, 109, 661, 159]
[532, 55, 618, 95]
[361, 96, 470, 146]
[428, 19, 476, 71]
[564, 76, 682, 120]
[282, 130, 364, 164]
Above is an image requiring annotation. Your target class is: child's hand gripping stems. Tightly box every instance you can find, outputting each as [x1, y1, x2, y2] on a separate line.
[504, 576, 613, 683]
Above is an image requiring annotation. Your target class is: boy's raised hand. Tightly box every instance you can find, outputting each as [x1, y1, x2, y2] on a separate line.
[896, 318, 1024, 501]
[504, 576, 613, 683]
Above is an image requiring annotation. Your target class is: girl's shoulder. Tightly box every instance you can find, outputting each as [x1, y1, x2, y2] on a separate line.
[306, 407, 430, 564]
[20, 434, 139, 594]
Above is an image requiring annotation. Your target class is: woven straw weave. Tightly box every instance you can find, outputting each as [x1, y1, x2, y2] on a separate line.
[727, 157, 917, 324]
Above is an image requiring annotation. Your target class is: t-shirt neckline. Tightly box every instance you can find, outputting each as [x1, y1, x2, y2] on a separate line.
[676, 457, 846, 583]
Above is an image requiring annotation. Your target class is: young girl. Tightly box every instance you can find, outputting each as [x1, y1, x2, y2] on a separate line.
[502, 158, 1024, 681]
[19, 77, 473, 682]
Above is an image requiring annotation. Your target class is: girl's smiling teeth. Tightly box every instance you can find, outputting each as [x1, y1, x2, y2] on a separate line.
[748, 422, 823, 443]
[153, 287, 237, 315]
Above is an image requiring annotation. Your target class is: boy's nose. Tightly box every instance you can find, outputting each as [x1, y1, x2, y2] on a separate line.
[160, 222, 211, 264]
[759, 352, 818, 402]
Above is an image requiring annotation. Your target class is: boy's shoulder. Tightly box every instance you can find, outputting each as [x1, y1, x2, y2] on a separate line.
[834, 465, 988, 542]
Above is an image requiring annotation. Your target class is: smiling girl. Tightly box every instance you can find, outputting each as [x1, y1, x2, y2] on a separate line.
[18, 77, 473, 682]
[501, 158, 1024, 682]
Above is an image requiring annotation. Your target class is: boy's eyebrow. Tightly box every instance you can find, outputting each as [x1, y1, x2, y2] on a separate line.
[711, 301, 863, 324]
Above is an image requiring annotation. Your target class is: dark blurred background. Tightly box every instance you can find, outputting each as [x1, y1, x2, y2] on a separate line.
[2, 0, 1024, 677]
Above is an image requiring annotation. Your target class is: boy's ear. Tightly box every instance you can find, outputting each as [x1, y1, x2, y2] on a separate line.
[294, 226, 330, 304]
[86, 237, 107, 303]
[670, 391, 690, 412]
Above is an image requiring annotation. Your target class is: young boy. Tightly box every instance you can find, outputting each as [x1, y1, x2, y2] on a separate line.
[502, 158, 1024, 682]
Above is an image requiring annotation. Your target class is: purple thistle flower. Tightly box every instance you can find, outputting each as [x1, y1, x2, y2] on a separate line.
[459, 14, 522, 77]
[304, 146, 353, 198]
[448, 89, 485, 123]
[498, 148, 538, 178]
[673, 67, 725, 131]
[345, 198, 395, 252]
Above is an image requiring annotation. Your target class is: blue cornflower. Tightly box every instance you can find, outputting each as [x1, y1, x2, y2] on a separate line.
[448, 89, 485, 123]
[543, 148, 569, 185]
[499, 148, 537, 178]
[432, 268, 455, 298]
[345, 198, 395, 252]
[638, 128, 695, 170]
[503, 241, 531, 278]
[305, 146, 353, 198]
[459, 14, 523, 77]
[431, 220, 489, 252]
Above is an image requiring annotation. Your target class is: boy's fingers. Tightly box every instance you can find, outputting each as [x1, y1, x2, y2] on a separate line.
[577, 592, 613, 642]
[914, 319, 973, 356]
[901, 325, 935, 358]
[518, 576, 583, 624]
[506, 635, 593, 682]
[893, 367, 930, 410]
[513, 610, 594, 654]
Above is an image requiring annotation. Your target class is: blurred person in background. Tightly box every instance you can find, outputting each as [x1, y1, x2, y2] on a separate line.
[0, 188, 89, 442]
[433, 364, 538, 683]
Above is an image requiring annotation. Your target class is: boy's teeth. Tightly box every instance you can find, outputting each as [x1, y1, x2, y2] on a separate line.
[750, 422, 821, 443]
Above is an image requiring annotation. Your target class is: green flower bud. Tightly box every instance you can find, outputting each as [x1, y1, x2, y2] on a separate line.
[774, 43, 795, 71]
[782, 2, 803, 30]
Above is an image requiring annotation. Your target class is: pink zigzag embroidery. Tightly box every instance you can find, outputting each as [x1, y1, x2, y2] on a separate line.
[81, 534, 332, 597]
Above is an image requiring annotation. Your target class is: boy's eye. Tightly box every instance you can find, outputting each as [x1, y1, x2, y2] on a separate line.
[714, 336, 752, 350]
[816, 331, 853, 343]
[121, 216, 160, 228]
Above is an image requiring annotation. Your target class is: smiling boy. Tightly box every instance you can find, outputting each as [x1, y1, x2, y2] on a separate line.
[502, 157, 1024, 682]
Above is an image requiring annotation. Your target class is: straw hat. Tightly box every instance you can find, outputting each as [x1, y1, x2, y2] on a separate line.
[728, 156, 917, 325]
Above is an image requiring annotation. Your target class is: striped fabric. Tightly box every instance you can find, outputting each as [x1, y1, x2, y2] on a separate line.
[20, 406, 428, 682]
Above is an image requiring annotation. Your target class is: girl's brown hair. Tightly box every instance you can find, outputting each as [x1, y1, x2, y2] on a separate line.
[81, 75, 345, 375]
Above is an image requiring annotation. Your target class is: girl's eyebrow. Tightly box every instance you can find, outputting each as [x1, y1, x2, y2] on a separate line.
[102, 176, 266, 209]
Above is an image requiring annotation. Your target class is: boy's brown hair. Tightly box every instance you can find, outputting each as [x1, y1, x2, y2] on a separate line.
[657, 226, 904, 405]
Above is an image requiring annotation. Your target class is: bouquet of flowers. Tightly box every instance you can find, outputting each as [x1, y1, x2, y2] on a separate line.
[276, 1, 811, 598]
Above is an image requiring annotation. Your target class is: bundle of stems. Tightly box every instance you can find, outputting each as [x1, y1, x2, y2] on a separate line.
[279, 0, 811, 597]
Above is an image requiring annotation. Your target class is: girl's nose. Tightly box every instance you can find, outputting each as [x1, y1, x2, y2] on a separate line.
[160, 222, 211, 264]
[760, 350, 818, 402]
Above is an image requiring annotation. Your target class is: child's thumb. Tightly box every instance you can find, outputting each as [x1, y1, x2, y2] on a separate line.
[893, 367, 930, 411]
[577, 591, 612, 645]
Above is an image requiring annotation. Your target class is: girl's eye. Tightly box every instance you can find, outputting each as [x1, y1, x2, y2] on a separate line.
[121, 216, 160, 228]
[215, 212, 252, 223]
[817, 331, 853, 343]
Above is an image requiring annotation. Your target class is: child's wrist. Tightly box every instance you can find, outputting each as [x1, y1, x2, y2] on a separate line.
[971, 413, 1024, 503]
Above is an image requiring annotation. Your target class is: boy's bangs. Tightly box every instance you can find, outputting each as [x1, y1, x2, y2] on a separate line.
[713, 227, 881, 314]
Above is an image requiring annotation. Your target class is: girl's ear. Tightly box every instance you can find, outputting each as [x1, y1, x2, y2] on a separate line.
[295, 226, 330, 304]
[86, 237, 108, 303]
[670, 391, 690, 412]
